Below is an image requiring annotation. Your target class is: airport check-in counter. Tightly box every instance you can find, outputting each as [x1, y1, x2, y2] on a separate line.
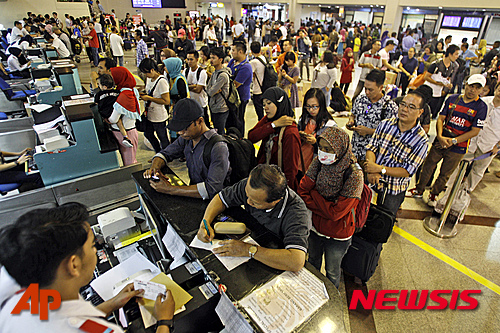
[0, 117, 36, 154]
[32, 95, 120, 186]
[129, 167, 347, 333]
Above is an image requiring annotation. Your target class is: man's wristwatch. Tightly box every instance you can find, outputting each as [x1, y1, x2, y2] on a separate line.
[249, 245, 258, 259]
[157, 319, 174, 331]
[381, 167, 387, 175]
[451, 138, 458, 145]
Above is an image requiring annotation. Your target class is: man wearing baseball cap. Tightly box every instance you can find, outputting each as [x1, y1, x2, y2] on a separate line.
[143, 98, 230, 200]
[408, 74, 488, 206]
[174, 28, 194, 61]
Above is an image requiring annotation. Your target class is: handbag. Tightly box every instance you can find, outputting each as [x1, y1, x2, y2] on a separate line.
[277, 127, 306, 182]
[136, 76, 166, 132]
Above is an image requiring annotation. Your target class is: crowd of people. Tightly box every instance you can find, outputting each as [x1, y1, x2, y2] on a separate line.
[1, 11, 500, 327]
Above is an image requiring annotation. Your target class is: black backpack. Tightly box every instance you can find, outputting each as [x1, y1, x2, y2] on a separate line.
[255, 56, 278, 93]
[203, 128, 256, 185]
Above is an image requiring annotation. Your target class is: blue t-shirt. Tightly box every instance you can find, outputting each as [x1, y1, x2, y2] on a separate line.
[228, 58, 253, 102]
[401, 56, 418, 77]
[440, 94, 487, 154]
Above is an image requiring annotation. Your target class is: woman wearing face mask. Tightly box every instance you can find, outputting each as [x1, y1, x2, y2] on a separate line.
[297, 126, 364, 288]
[248, 87, 301, 191]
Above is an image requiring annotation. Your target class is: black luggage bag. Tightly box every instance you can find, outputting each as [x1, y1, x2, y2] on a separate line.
[341, 235, 383, 282]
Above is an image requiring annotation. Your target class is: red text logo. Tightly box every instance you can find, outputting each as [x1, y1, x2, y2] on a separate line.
[11, 284, 61, 320]
[349, 290, 481, 310]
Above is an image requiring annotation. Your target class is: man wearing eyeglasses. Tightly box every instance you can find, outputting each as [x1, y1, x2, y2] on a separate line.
[143, 98, 230, 200]
[363, 89, 429, 215]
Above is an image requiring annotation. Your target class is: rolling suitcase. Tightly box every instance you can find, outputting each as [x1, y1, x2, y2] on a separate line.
[341, 235, 383, 282]
[356, 204, 396, 243]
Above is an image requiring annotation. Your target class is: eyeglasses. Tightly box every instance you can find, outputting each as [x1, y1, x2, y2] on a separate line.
[399, 101, 420, 110]
[181, 120, 195, 132]
[305, 105, 320, 111]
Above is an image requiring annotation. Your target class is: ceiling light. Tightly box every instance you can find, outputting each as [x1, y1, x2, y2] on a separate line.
[439, 6, 442, 9]
[407, 7, 410, 10]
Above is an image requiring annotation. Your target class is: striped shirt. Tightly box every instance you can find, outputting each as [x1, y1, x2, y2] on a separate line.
[136, 39, 149, 67]
[358, 51, 382, 81]
[366, 117, 429, 195]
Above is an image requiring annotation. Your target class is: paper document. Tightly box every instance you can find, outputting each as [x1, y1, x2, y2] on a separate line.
[216, 292, 254, 333]
[140, 272, 193, 312]
[239, 268, 329, 333]
[90, 252, 160, 301]
[29, 104, 53, 113]
[70, 93, 91, 99]
[162, 224, 186, 260]
[134, 279, 166, 300]
[113, 243, 139, 263]
[190, 235, 259, 271]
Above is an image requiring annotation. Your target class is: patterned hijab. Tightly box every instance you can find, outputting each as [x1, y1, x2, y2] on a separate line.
[306, 126, 359, 200]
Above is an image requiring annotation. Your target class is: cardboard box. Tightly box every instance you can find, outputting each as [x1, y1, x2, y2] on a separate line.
[384, 71, 397, 86]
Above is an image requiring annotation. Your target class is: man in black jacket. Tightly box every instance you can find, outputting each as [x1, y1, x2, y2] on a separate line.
[174, 28, 194, 61]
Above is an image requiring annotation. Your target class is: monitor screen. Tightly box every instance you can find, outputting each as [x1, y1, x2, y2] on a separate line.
[131, 0, 162, 8]
[462, 17, 483, 29]
[442, 16, 461, 28]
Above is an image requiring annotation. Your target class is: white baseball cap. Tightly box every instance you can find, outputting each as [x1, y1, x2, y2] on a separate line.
[467, 74, 487, 87]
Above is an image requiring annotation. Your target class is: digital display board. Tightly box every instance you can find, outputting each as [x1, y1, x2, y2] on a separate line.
[462, 17, 482, 29]
[442, 16, 461, 28]
[131, 0, 162, 8]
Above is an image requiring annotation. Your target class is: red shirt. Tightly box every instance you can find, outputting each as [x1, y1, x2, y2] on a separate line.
[87, 28, 99, 48]
[340, 57, 354, 83]
[248, 117, 301, 191]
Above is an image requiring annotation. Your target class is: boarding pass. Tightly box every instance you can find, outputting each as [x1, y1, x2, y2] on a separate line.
[134, 280, 166, 300]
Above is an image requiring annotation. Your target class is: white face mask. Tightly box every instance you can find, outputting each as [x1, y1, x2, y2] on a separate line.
[318, 149, 336, 165]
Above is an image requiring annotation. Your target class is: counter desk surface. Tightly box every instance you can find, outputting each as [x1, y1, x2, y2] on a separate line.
[132, 168, 347, 333]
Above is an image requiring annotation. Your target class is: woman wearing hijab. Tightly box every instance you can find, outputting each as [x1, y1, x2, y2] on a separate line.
[7, 47, 31, 78]
[337, 26, 346, 54]
[298, 126, 364, 288]
[163, 57, 189, 141]
[340, 48, 355, 94]
[248, 87, 301, 191]
[109, 67, 141, 166]
[476, 39, 487, 62]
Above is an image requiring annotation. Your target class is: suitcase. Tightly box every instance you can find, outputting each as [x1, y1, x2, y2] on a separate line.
[356, 204, 396, 243]
[341, 235, 383, 282]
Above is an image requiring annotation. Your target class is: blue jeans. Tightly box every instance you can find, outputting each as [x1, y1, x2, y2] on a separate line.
[376, 188, 405, 217]
[90, 47, 99, 66]
[211, 111, 229, 135]
[308, 231, 352, 288]
[114, 56, 124, 66]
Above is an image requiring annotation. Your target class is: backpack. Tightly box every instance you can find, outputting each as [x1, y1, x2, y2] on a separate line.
[203, 128, 257, 185]
[184, 67, 207, 89]
[343, 163, 372, 231]
[217, 70, 241, 114]
[255, 56, 278, 93]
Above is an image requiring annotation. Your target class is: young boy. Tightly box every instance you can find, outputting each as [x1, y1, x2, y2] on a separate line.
[95, 74, 133, 147]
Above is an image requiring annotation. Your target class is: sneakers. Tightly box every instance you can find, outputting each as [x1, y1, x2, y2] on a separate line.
[427, 193, 437, 207]
[406, 188, 423, 198]
[122, 137, 133, 148]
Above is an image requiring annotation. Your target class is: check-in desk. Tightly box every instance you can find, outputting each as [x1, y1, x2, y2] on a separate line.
[0, 117, 36, 153]
[33, 97, 120, 186]
[36, 67, 78, 104]
[131, 168, 347, 333]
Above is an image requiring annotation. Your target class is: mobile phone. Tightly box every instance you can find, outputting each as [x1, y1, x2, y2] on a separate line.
[151, 175, 160, 182]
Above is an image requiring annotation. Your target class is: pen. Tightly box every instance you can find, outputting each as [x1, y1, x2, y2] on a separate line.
[203, 218, 212, 245]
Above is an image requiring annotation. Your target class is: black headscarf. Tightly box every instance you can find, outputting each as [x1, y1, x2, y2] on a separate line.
[8, 47, 22, 58]
[262, 87, 294, 121]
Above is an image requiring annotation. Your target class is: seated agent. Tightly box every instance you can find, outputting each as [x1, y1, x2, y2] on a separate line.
[144, 98, 230, 200]
[0, 203, 175, 333]
[197, 164, 312, 272]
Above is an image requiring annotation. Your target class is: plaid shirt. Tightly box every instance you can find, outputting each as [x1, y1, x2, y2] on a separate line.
[366, 117, 429, 195]
[136, 39, 149, 67]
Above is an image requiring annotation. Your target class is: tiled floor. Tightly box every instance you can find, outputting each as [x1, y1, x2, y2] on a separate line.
[76, 48, 500, 333]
